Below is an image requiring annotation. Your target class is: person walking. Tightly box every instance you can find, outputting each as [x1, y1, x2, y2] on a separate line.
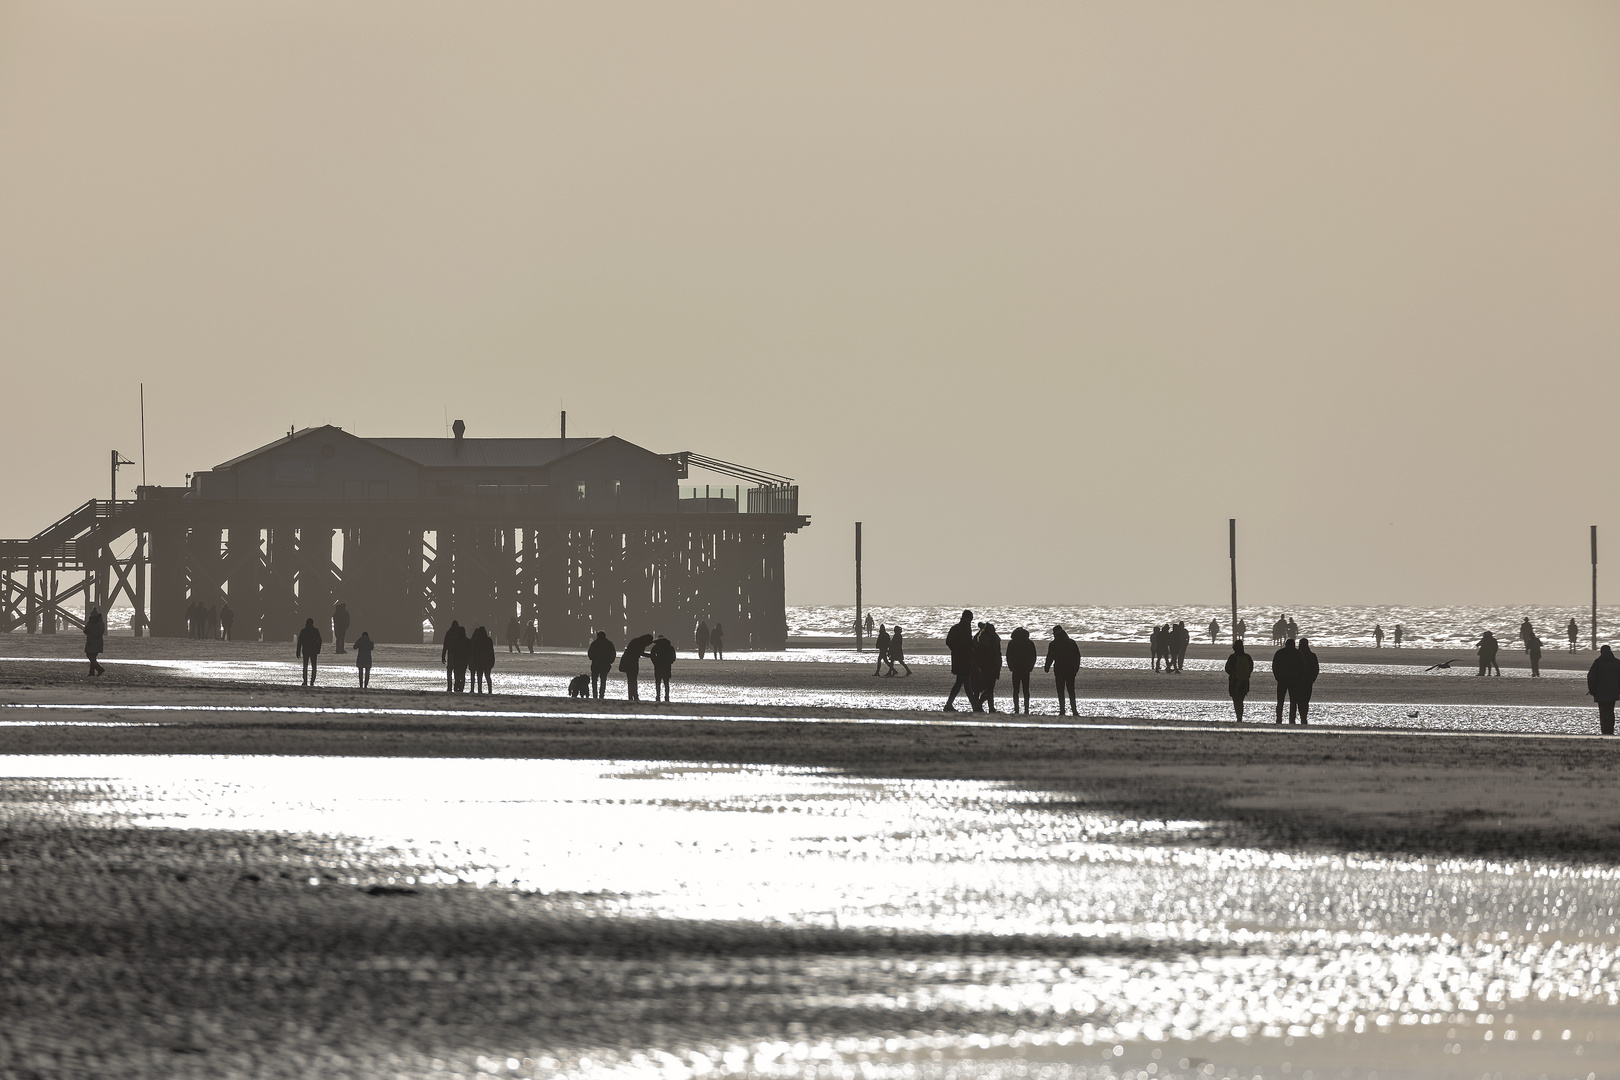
[1044, 625, 1081, 716]
[945, 610, 977, 712]
[1005, 626, 1036, 715]
[220, 601, 235, 641]
[523, 619, 538, 653]
[1150, 624, 1165, 673]
[440, 620, 469, 693]
[1290, 638, 1320, 724]
[505, 615, 523, 654]
[588, 631, 616, 699]
[1393, 624, 1403, 647]
[971, 622, 1003, 714]
[1171, 621, 1190, 673]
[619, 633, 654, 701]
[331, 601, 350, 654]
[649, 634, 676, 702]
[1272, 638, 1299, 725]
[1569, 618, 1580, 653]
[469, 626, 495, 694]
[1373, 624, 1384, 648]
[354, 631, 374, 688]
[1476, 631, 1501, 676]
[864, 612, 875, 639]
[695, 620, 710, 660]
[1527, 632, 1543, 678]
[1224, 639, 1253, 721]
[1235, 617, 1246, 643]
[1208, 618, 1219, 644]
[1519, 618, 1534, 651]
[711, 622, 724, 660]
[296, 617, 323, 687]
[887, 625, 912, 676]
[83, 606, 107, 676]
[1588, 645, 1620, 734]
[873, 624, 890, 676]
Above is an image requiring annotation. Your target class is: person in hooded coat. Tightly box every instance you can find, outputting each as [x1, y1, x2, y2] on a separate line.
[441, 621, 470, 693]
[469, 626, 495, 694]
[1005, 627, 1037, 715]
[296, 617, 324, 687]
[1290, 637, 1320, 724]
[84, 606, 107, 677]
[1477, 631, 1501, 676]
[872, 624, 891, 676]
[1224, 639, 1254, 722]
[505, 616, 523, 654]
[619, 633, 655, 701]
[1272, 638, 1299, 725]
[587, 631, 616, 699]
[1044, 625, 1081, 716]
[354, 630, 375, 688]
[887, 625, 911, 676]
[1589, 645, 1620, 734]
[649, 634, 677, 702]
[944, 610, 977, 712]
[971, 622, 1003, 714]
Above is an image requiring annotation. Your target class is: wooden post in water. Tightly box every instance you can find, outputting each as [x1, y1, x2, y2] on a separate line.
[1229, 518, 1237, 644]
[855, 522, 863, 652]
[1592, 525, 1599, 651]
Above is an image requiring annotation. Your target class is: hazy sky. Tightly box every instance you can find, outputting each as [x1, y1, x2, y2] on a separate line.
[3, 3, 1617, 607]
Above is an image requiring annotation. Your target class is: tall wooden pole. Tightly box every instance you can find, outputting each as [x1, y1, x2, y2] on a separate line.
[1592, 524, 1599, 651]
[855, 522, 863, 652]
[1229, 518, 1237, 644]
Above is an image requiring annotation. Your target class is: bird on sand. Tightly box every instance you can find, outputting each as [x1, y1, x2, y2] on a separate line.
[1423, 659, 1458, 672]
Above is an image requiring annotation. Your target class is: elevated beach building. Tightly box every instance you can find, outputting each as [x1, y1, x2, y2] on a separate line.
[0, 423, 807, 647]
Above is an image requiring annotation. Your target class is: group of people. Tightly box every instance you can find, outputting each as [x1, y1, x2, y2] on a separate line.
[438, 621, 499, 693]
[871, 624, 913, 676]
[693, 620, 724, 660]
[185, 599, 235, 640]
[588, 631, 678, 701]
[941, 610, 1083, 716]
[503, 616, 540, 653]
[1221, 637, 1321, 724]
[1369, 623, 1405, 647]
[1150, 622, 1192, 673]
[293, 617, 374, 687]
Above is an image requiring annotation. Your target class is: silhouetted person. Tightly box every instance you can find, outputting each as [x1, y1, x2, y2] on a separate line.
[1235, 617, 1246, 643]
[944, 610, 976, 712]
[971, 622, 1002, 714]
[1286, 617, 1299, 643]
[1005, 626, 1036, 715]
[1044, 625, 1081, 716]
[1271, 616, 1286, 645]
[1150, 624, 1165, 673]
[84, 606, 106, 676]
[354, 631, 374, 688]
[296, 618, 323, 686]
[1569, 618, 1580, 653]
[864, 612, 874, 638]
[1272, 638, 1299, 725]
[1290, 638, 1320, 724]
[695, 620, 710, 659]
[1373, 624, 1384, 648]
[1519, 618, 1534, 651]
[873, 624, 890, 676]
[1589, 645, 1620, 734]
[650, 634, 676, 702]
[505, 616, 522, 653]
[588, 631, 616, 699]
[887, 625, 911, 676]
[1224, 640, 1253, 722]
[470, 626, 495, 694]
[620, 634, 654, 701]
[1476, 631, 1501, 676]
[523, 620, 538, 653]
[332, 601, 350, 654]
[1208, 618, 1219, 644]
[206, 604, 220, 641]
[711, 622, 724, 660]
[1171, 621, 1190, 673]
[441, 621, 469, 693]
[1527, 632, 1543, 677]
[1393, 624, 1404, 647]
[219, 601, 234, 641]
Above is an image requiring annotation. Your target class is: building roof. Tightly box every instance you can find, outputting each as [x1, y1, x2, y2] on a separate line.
[368, 437, 603, 469]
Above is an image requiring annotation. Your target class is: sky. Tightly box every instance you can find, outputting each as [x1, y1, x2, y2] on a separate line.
[2, 2, 1617, 607]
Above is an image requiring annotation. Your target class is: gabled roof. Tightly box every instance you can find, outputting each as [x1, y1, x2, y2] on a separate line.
[368, 437, 604, 469]
[212, 425, 423, 471]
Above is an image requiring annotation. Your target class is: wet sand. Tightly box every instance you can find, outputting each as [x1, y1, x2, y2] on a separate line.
[3, 637, 1619, 1079]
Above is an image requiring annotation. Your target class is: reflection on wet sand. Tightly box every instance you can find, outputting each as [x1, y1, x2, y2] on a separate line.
[4, 755, 1617, 1078]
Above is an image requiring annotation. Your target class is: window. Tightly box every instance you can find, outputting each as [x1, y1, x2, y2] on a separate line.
[575, 481, 587, 501]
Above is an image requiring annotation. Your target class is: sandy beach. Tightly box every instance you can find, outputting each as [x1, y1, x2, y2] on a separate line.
[3, 636, 1619, 1079]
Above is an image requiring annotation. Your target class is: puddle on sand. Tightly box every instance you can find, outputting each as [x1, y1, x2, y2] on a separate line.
[4, 755, 1619, 1079]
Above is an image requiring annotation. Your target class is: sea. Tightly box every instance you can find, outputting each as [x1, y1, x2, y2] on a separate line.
[786, 604, 1616, 649]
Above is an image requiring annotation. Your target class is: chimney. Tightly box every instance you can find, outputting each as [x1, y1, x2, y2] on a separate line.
[560, 410, 566, 440]
[452, 419, 465, 441]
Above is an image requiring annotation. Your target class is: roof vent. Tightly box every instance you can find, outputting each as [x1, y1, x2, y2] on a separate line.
[452, 419, 465, 442]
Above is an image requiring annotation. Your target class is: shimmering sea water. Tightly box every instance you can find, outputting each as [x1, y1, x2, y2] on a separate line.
[788, 605, 1618, 649]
